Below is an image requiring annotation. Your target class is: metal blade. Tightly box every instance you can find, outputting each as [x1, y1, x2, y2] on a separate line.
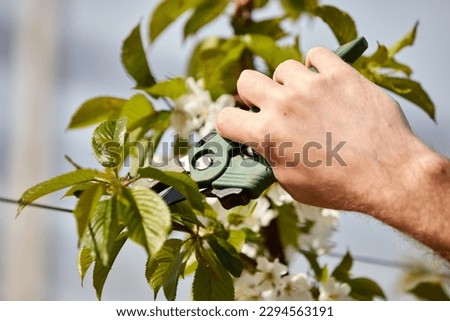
[159, 186, 186, 206]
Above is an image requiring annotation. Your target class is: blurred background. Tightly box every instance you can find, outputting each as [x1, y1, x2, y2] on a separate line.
[0, 0, 449, 300]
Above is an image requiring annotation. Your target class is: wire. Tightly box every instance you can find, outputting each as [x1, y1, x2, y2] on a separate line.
[0, 196, 73, 213]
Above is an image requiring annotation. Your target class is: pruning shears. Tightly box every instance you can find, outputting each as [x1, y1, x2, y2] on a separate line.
[147, 37, 368, 209]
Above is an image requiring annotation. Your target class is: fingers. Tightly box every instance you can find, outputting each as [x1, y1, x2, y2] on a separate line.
[273, 59, 310, 85]
[237, 69, 284, 110]
[305, 47, 348, 73]
[215, 107, 259, 144]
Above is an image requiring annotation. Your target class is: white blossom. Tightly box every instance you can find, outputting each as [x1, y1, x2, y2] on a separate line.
[253, 257, 288, 292]
[266, 183, 293, 206]
[171, 77, 235, 139]
[295, 203, 339, 255]
[234, 271, 264, 300]
[234, 256, 313, 301]
[318, 276, 352, 301]
[207, 197, 277, 232]
[277, 274, 313, 301]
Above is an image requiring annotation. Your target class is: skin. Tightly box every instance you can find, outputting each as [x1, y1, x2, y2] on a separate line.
[215, 47, 450, 261]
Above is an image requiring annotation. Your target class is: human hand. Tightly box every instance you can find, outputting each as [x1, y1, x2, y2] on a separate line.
[216, 48, 433, 213]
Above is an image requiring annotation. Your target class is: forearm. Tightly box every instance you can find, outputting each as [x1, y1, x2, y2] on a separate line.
[369, 140, 450, 261]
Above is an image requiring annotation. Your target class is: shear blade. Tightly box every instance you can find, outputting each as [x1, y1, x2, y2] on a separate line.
[160, 186, 186, 206]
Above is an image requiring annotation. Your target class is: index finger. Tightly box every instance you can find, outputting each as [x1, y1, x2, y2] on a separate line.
[305, 47, 351, 73]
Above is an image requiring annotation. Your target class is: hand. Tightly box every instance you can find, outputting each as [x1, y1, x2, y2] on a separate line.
[216, 47, 450, 260]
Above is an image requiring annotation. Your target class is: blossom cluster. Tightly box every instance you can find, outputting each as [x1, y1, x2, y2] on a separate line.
[234, 257, 351, 301]
[171, 77, 235, 139]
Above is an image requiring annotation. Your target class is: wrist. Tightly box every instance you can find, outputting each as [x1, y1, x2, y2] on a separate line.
[368, 136, 450, 259]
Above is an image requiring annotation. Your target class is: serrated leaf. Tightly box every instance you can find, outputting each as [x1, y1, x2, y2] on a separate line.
[389, 21, 419, 56]
[184, 0, 228, 38]
[408, 281, 450, 301]
[92, 118, 127, 168]
[121, 23, 155, 88]
[207, 236, 243, 278]
[348, 277, 386, 300]
[144, 77, 188, 100]
[119, 94, 154, 131]
[314, 5, 357, 45]
[149, 0, 203, 41]
[124, 186, 171, 255]
[243, 34, 301, 72]
[77, 246, 94, 286]
[146, 239, 183, 300]
[17, 169, 105, 215]
[331, 251, 353, 281]
[137, 167, 205, 212]
[375, 75, 435, 119]
[81, 198, 121, 267]
[192, 254, 234, 301]
[74, 184, 104, 239]
[68, 97, 126, 129]
[93, 231, 128, 300]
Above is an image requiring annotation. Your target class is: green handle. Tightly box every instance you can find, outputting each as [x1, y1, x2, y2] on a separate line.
[189, 37, 368, 209]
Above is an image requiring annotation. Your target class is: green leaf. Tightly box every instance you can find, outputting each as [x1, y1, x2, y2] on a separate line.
[369, 44, 389, 65]
[207, 236, 243, 277]
[227, 229, 246, 252]
[254, 0, 269, 9]
[242, 34, 301, 72]
[17, 169, 105, 215]
[149, 0, 203, 41]
[408, 281, 450, 301]
[121, 23, 156, 88]
[82, 198, 122, 267]
[192, 252, 234, 301]
[92, 118, 127, 168]
[188, 37, 246, 97]
[331, 251, 353, 281]
[74, 184, 104, 239]
[137, 167, 205, 212]
[375, 75, 435, 119]
[146, 238, 184, 300]
[184, 0, 228, 38]
[389, 21, 419, 56]
[246, 18, 287, 40]
[144, 77, 188, 100]
[62, 182, 98, 198]
[277, 203, 300, 248]
[67, 97, 126, 129]
[77, 246, 94, 286]
[123, 186, 171, 255]
[314, 5, 357, 45]
[301, 250, 324, 281]
[170, 202, 205, 228]
[119, 94, 154, 131]
[93, 231, 128, 300]
[347, 277, 386, 300]
[281, 0, 317, 19]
